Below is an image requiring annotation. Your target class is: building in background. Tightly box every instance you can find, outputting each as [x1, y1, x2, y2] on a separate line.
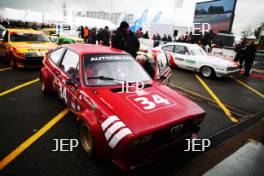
[76, 10, 134, 25]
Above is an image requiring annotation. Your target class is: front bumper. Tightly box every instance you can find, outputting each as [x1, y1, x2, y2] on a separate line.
[215, 69, 240, 77]
[113, 132, 196, 171]
[15, 56, 44, 68]
[112, 118, 202, 171]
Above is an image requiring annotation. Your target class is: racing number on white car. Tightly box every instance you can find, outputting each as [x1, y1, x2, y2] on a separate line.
[134, 94, 170, 110]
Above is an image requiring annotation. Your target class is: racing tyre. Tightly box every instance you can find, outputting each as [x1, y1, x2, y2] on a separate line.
[201, 66, 215, 78]
[80, 122, 96, 157]
[40, 76, 51, 95]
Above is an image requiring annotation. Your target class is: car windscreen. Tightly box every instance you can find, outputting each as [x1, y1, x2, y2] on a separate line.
[83, 54, 151, 86]
[189, 47, 207, 56]
[10, 32, 50, 42]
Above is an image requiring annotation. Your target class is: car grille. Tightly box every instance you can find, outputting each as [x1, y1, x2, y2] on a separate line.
[124, 118, 203, 165]
[227, 66, 239, 72]
[151, 119, 195, 144]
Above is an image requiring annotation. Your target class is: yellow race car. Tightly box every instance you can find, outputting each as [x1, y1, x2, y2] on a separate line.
[0, 28, 57, 68]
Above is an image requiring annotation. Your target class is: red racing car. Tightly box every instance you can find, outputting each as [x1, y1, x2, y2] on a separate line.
[40, 44, 206, 170]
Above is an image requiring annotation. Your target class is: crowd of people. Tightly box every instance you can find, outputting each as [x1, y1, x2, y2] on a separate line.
[0, 19, 55, 30]
[77, 21, 140, 58]
[77, 26, 111, 46]
[1, 19, 257, 75]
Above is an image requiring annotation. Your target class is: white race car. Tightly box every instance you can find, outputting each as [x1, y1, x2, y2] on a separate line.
[151, 42, 240, 78]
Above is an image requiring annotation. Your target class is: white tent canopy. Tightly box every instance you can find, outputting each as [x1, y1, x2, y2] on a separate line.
[1, 8, 117, 30]
[2, 8, 27, 21]
[73, 16, 117, 30]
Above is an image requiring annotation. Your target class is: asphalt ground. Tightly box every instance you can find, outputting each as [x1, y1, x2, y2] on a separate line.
[0, 61, 263, 176]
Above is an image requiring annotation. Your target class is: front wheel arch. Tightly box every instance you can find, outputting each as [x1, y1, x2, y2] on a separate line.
[40, 68, 53, 95]
[199, 65, 215, 78]
[77, 111, 107, 159]
[79, 121, 96, 157]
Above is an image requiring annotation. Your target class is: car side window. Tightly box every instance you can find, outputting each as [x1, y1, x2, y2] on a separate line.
[49, 48, 65, 65]
[72, 63, 80, 83]
[174, 45, 189, 55]
[161, 45, 174, 52]
[60, 50, 79, 78]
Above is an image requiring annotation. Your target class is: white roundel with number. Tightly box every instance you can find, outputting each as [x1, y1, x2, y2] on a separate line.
[126, 91, 176, 113]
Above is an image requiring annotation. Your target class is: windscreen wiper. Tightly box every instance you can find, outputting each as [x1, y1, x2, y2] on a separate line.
[87, 76, 131, 84]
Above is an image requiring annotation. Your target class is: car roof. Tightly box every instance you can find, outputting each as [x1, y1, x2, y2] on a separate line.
[62, 44, 128, 55]
[7, 28, 43, 34]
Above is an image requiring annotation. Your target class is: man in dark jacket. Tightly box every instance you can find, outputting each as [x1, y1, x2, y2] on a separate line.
[101, 26, 111, 46]
[234, 39, 247, 69]
[111, 21, 140, 58]
[244, 41, 256, 76]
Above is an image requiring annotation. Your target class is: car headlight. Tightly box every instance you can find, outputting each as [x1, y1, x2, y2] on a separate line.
[13, 48, 25, 58]
[129, 134, 152, 148]
[129, 138, 141, 148]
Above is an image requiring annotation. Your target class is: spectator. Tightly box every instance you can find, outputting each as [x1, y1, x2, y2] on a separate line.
[97, 28, 103, 44]
[89, 28, 97, 44]
[244, 40, 256, 76]
[167, 35, 172, 42]
[101, 26, 111, 46]
[156, 33, 161, 40]
[143, 31, 149, 39]
[84, 26, 89, 43]
[136, 55, 155, 78]
[162, 34, 168, 41]
[111, 21, 140, 58]
[78, 26, 84, 39]
[234, 38, 247, 68]
[152, 34, 157, 40]
[136, 27, 144, 38]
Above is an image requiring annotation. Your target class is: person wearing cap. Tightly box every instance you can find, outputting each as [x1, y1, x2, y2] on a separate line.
[111, 21, 140, 58]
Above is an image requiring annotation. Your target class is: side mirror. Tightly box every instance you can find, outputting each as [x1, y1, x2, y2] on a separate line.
[50, 36, 59, 43]
[185, 52, 190, 56]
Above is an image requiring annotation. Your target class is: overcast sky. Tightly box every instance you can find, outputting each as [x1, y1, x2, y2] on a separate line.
[0, 0, 264, 37]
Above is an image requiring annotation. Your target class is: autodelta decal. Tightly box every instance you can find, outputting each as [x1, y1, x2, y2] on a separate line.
[101, 115, 133, 149]
[87, 54, 131, 62]
[186, 58, 196, 64]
